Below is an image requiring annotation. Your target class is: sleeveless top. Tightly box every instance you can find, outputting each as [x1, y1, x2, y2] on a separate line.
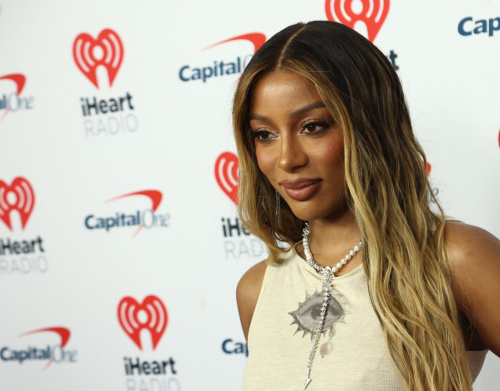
[242, 243, 487, 390]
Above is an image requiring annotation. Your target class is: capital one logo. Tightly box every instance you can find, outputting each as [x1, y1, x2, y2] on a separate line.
[106, 190, 163, 237]
[84, 190, 170, 237]
[179, 33, 266, 83]
[0, 177, 35, 231]
[19, 327, 71, 369]
[1, 327, 76, 369]
[215, 152, 239, 204]
[203, 33, 266, 54]
[118, 296, 168, 350]
[73, 28, 124, 88]
[325, 0, 390, 42]
[0, 74, 33, 122]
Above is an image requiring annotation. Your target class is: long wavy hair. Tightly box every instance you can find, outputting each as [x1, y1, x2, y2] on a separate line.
[232, 21, 471, 391]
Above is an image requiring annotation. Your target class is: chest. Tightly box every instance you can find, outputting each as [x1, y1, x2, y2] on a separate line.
[243, 264, 405, 391]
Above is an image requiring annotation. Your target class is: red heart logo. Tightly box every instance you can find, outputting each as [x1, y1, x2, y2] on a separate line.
[325, 0, 390, 42]
[426, 162, 431, 176]
[73, 28, 124, 88]
[215, 152, 239, 204]
[117, 295, 168, 350]
[0, 177, 35, 231]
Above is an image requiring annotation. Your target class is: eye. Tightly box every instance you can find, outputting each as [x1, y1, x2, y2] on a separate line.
[253, 130, 277, 143]
[301, 121, 331, 135]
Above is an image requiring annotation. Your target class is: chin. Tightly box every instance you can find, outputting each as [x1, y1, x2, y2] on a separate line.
[286, 203, 333, 222]
[286, 199, 349, 223]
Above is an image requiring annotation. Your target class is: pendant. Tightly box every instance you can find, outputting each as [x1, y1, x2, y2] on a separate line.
[303, 368, 312, 389]
[300, 223, 361, 389]
[320, 341, 334, 357]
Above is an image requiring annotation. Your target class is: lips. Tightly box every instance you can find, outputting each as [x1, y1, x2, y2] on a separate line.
[280, 179, 322, 201]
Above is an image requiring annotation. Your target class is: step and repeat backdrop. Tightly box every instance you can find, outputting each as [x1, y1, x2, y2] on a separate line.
[0, 0, 499, 390]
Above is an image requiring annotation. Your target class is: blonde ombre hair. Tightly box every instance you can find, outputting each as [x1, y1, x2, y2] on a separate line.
[232, 21, 472, 391]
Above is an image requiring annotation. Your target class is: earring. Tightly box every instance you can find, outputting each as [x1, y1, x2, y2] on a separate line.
[275, 190, 281, 223]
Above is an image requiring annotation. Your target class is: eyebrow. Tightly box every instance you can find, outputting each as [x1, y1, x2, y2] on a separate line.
[249, 101, 327, 122]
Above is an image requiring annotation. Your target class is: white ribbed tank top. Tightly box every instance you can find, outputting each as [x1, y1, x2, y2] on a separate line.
[242, 243, 486, 390]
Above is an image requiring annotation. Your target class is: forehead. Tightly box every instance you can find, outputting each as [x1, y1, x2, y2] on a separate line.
[249, 72, 323, 115]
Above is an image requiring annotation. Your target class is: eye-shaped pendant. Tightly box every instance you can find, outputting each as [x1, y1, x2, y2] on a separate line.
[289, 290, 346, 340]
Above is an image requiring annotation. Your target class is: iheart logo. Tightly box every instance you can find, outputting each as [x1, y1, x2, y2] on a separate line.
[426, 162, 431, 176]
[0, 177, 35, 231]
[203, 33, 266, 53]
[215, 152, 239, 204]
[0, 74, 26, 122]
[325, 0, 390, 42]
[73, 28, 124, 88]
[118, 295, 168, 350]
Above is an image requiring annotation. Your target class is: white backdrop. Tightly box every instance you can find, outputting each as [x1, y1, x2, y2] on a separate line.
[0, 0, 499, 390]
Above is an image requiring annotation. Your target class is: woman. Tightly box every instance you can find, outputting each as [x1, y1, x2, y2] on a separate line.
[233, 21, 500, 391]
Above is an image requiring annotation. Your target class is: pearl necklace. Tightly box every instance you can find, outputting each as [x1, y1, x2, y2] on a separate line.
[301, 222, 363, 389]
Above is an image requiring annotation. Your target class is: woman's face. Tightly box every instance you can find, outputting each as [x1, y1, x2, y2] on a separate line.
[249, 72, 347, 222]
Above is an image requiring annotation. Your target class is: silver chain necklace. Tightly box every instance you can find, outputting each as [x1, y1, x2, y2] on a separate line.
[301, 222, 363, 389]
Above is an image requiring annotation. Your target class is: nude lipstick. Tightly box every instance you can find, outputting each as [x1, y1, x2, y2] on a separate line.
[279, 179, 322, 201]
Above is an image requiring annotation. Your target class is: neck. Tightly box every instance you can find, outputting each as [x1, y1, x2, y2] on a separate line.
[299, 208, 362, 269]
[308, 208, 360, 249]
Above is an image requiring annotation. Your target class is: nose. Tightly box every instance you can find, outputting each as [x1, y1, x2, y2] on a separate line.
[277, 134, 308, 172]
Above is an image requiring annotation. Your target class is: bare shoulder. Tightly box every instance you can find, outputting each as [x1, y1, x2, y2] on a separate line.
[444, 220, 500, 355]
[236, 259, 268, 341]
[444, 220, 500, 271]
[444, 220, 500, 293]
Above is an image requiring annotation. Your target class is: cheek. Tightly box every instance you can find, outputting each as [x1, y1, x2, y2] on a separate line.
[313, 134, 345, 170]
[255, 145, 276, 179]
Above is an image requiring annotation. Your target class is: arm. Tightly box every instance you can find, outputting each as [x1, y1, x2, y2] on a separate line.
[445, 221, 500, 355]
[236, 260, 268, 341]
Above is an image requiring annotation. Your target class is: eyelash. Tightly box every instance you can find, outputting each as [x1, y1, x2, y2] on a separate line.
[253, 120, 331, 143]
[302, 120, 331, 134]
